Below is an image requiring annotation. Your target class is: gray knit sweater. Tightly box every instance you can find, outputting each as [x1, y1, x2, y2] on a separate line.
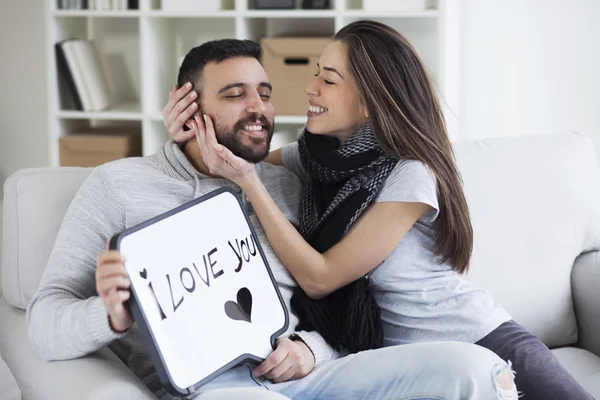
[26, 142, 337, 397]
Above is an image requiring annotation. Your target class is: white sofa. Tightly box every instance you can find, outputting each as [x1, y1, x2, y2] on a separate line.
[1, 132, 600, 399]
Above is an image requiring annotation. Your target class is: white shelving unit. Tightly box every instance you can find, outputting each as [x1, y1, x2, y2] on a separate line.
[46, 0, 460, 167]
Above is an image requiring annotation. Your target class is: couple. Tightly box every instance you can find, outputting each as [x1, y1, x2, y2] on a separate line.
[24, 20, 583, 399]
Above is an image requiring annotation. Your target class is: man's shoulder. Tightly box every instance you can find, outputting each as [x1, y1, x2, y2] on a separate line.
[98, 155, 156, 172]
[92, 155, 160, 184]
[257, 162, 302, 221]
[258, 161, 299, 179]
[258, 162, 302, 188]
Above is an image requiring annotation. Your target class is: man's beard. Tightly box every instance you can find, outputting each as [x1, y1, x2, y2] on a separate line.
[214, 113, 274, 163]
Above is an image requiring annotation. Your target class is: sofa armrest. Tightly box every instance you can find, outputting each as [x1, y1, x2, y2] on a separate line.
[0, 298, 155, 400]
[33, 349, 156, 400]
[572, 250, 600, 357]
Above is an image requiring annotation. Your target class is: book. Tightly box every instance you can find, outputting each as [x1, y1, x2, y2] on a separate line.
[56, 39, 114, 112]
[71, 40, 114, 111]
[55, 41, 83, 111]
[61, 40, 94, 111]
[69, 0, 85, 9]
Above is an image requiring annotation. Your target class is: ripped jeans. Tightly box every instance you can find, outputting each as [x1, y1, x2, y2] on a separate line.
[187, 341, 517, 400]
[477, 320, 594, 400]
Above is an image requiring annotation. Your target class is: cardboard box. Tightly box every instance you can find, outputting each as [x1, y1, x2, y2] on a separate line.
[261, 37, 330, 116]
[59, 131, 142, 167]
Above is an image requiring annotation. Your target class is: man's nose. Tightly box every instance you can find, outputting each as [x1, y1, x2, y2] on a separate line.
[246, 92, 267, 114]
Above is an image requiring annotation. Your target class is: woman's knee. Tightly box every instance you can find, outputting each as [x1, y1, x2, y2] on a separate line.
[427, 342, 518, 399]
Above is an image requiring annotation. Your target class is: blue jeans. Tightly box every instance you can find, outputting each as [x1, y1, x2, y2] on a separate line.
[185, 341, 517, 400]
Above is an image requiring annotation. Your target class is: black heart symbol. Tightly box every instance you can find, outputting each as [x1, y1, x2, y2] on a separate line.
[139, 269, 147, 279]
[224, 287, 253, 323]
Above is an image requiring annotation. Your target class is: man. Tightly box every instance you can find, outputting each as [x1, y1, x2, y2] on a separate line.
[28, 39, 514, 400]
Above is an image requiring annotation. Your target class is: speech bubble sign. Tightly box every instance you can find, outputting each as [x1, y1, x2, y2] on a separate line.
[109, 188, 289, 396]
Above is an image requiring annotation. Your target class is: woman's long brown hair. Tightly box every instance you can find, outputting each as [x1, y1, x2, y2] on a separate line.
[333, 20, 473, 273]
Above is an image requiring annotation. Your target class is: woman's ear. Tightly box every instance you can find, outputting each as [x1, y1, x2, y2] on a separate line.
[362, 105, 369, 120]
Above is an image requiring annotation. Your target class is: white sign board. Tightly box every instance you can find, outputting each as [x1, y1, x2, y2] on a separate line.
[110, 188, 289, 396]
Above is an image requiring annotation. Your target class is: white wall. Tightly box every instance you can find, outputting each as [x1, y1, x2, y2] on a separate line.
[459, 0, 600, 156]
[0, 0, 50, 197]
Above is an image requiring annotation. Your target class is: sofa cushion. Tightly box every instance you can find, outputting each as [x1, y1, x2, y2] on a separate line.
[454, 132, 600, 348]
[0, 297, 155, 400]
[0, 342, 20, 400]
[2, 168, 91, 309]
[551, 347, 600, 398]
[1, 199, 4, 298]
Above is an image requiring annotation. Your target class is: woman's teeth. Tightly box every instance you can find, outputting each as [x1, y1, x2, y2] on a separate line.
[244, 125, 263, 131]
[309, 105, 327, 113]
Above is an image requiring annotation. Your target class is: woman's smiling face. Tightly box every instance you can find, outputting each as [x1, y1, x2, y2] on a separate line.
[304, 41, 368, 142]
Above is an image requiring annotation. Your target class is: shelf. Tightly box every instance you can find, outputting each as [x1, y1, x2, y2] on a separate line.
[343, 9, 439, 18]
[145, 10, 237, 18]
[53, 10, 141, 18]
[52, 9, 438, 19]
[47, 3, 457, 164]
[243, 10, 336, 18]
[58, 102, 142, 120]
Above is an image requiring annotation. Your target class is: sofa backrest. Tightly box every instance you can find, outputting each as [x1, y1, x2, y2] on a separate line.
[2, 168, 91, 310]
[2, 133, 600, 349]
[454, 132, 600, 348]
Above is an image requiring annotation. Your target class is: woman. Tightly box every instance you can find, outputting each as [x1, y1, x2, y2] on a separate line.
[164, 21, 592, 400]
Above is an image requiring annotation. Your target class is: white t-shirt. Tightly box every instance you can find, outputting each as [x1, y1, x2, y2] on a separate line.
[281, 142, 511, 344]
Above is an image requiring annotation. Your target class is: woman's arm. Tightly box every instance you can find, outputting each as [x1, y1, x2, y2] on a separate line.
[264, 148, 283, 166]
[241, 173, 431, 298]
[192, 114, 431, 299]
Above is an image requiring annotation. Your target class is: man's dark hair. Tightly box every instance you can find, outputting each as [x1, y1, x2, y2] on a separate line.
[177, 39, 263, 94]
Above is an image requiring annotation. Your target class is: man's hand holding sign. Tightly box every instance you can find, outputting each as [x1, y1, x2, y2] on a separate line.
[98, 180, 314, 395]
[96, 247, 133, 333]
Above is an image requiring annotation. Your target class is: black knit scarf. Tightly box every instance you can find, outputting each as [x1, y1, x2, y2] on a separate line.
[290, 123, 397, 353]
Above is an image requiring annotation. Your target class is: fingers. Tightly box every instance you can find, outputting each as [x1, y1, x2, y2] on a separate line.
[164, 82, 198, 143]
[192, 115, 205, 156]
[198, 115, 238, 168]
[170, 92, 198, 131]
[215, 145, 243, 170]
[273, 364, 296, 383]
[165, 83, 193, 118]
[266, 355, 294, 382]
[203, 115, 221, 151]
[170, 90, 197, 127]
[254, 345, 288, 377]
[105, 288, 134, 332]
[97, 262, 128, 281]
[105, 289, 131, 313]
[96, 250, 125, 266]
[97, 275, 130, 297]
[96, 247, 134, 332]
[163, 85, 182, 125]
[194, 115, 214, 167]
[194, 115, 207, 147]
[172, 127, 196, 144]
